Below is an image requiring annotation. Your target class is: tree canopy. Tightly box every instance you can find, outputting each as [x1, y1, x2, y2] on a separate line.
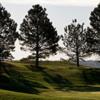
[0, 3, 18, 60]
[20, 4, 59, 67]
[89, 3, 100, 54]
[90, 4, 100, 32]
[62, 19, 86, 66]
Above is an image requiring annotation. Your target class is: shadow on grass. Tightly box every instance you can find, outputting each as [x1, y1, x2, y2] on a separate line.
[82, 68, 100, 84]
[0, 62, 47, 94]
[67, 85, 100, 92]
[26, 64, 72, 89]
[42, 68, 100, 92]
[1, 62, 100, 93]
[26, 64, 100, 92]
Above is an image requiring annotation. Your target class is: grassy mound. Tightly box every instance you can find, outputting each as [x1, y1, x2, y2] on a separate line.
[0, 61, 100, 100]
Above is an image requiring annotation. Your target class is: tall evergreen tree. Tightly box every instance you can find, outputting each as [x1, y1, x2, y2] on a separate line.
[20, 4, 59, 67]
[89, 3, 100, 53]
[85, 27, 100, 54]
[0, 3, 18, 60]
[90, 3, 100, 33]
[62, 19, 86, 67]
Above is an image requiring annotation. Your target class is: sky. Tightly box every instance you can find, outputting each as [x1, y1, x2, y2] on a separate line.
[0, 0, 100, 6]
[0, 0, 100, 60]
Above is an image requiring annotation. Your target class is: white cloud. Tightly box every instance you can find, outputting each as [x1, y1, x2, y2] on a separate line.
[0, 0, 100, 6]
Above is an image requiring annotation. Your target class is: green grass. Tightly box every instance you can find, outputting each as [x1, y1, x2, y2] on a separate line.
[0, 61, 100, 100]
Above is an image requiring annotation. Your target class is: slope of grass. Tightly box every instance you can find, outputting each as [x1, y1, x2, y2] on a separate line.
[0, 61, 100, 100]
[1, 89, 100, 100]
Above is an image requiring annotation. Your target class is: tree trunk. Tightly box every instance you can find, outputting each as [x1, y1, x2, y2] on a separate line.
[36, 50, 39, 68]
[35, 42, 39, 68]
[35, 19, 39, 68]
[76, 35, 80, 67]
[76, 47, 79, 67]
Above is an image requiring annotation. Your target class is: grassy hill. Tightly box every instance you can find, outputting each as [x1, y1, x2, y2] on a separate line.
[0, 61, 100, 100]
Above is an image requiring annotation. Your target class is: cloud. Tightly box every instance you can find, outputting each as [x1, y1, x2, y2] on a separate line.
[0, 0, 100, 6]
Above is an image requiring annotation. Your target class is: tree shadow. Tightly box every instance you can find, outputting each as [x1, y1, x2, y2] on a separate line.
[82, 68, 100, 84]
[0, 62, 47, 94]
[43, 69, 100, 92]
[26, 65, 73, 90]
[42, 70, 72, 90]
[68, 85, 100, 92]
[26, 65, 100, 92]
[26, 64, 45, 71]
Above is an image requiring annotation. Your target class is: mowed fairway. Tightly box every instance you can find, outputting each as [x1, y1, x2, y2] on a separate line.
[0, 61, 100, 100]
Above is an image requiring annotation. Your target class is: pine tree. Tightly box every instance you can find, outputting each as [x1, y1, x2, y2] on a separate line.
[20, 4, 59, 67]
[90, 3, 100, 33]
[62, 19, 86, 67]
[89, 3, 100, 53]
[0, 3, 18, 61]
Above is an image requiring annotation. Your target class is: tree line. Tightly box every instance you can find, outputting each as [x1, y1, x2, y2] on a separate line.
[0, 3, 100, 67]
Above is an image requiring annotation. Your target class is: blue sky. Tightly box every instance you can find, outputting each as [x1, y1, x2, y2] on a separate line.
[1, 0, 100, 60]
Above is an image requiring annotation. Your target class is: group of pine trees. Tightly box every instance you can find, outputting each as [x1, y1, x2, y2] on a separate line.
[0, 3, 100, 67]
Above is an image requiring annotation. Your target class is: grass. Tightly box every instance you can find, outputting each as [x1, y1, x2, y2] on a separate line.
[0, 61, 100, 99]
